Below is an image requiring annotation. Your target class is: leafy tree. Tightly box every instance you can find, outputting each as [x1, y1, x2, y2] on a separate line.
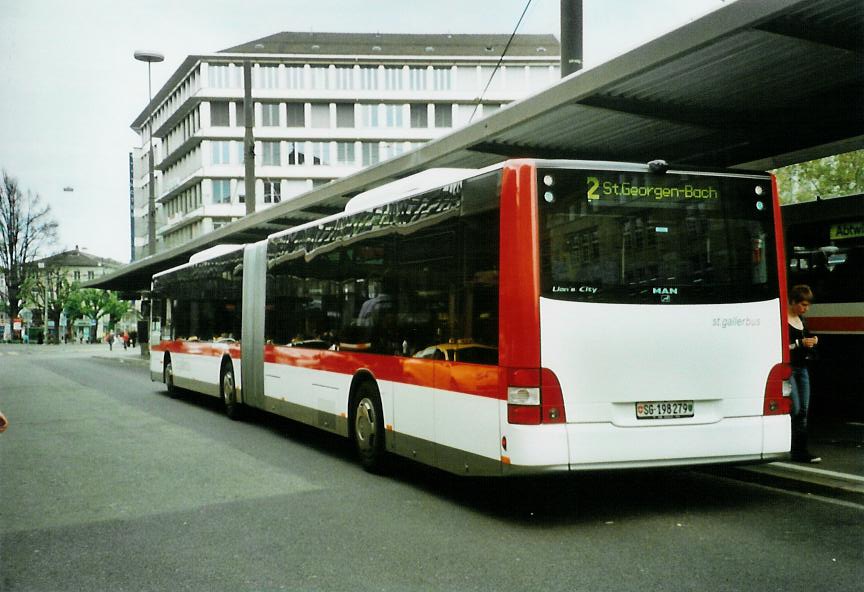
[21, 264, 75, 343]
[773, 149, 864, 204]
[0, 171, 58, 323]
[65, 288, 129, 343]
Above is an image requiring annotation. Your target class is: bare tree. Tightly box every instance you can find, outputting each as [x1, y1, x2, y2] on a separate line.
[0, 171, 58, 325]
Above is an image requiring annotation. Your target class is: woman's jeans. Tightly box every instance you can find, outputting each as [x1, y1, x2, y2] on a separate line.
[789, 365, 811, 453]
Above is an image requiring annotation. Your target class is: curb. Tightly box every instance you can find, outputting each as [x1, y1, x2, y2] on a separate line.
[712, 462, 864, 504]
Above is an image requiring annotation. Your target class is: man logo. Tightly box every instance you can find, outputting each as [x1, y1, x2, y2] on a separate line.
[653, 287, 677, 303]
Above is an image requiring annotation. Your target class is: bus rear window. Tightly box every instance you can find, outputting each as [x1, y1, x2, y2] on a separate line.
[538, 168, 778, 305]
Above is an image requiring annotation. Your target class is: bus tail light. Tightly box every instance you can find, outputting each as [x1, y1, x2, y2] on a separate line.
[506, 368, 567, 425]
[764, 363, 792, 415]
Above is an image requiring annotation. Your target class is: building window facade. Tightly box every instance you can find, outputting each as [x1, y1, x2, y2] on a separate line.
[410, 104, 428, 128]
[361, 143, 379, 166]
[211, 141, 231, 165]
[310, 104, 330, 128]
[287, 142, 305, 165]
[360, 67, 378, 90]
[335, 67, 353, 90]
[286, 66, 304, 89]
[409, 67, 427, 91]
[262, 141, 281, 166]
[336, 142, 356, 165]
[360, 104, 379, 128]
[285, 103, 305, 127]
[434, 103, 453, 128]
[384, 104, 404, 128]
[311, 142, 330, 165]
[263, 180, 281, 203]
[336, 103, 355, 128]
[213, 179, 231, 204]
[135, 35, 562, 259]
[433, 67, 452, 91]
[257, 65, 279, 89]
[384, 67, 403, 90]
[211, 102, 230, 126]
[262, 103, 280, 126]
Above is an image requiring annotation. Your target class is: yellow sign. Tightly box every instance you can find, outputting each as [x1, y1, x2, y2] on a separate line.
[830, 222, 864, 240]
[586, 176, 720, 202]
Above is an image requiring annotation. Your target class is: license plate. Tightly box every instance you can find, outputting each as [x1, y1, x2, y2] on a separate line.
[635, 400, 694, 420]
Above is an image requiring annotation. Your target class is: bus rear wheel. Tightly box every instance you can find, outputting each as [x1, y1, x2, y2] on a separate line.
[351, 381, 386, 472]
[220, 362, 242, 421]
[164, 357, 178, 398]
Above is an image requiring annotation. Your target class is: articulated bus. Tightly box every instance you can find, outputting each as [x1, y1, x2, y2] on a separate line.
[783, 194, 864, 420]
[149, 159, 792, 475]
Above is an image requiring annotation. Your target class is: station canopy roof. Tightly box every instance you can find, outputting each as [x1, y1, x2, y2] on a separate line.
[92, 0, 863, 294]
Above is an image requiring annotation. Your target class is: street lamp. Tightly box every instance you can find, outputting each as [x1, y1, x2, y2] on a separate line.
[134, 50, 164, 257]
[37, 261, 48, 343]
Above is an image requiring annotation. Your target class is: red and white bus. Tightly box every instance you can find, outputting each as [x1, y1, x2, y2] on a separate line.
[150, 159, 792, 475]
[783, 194, 864, 420]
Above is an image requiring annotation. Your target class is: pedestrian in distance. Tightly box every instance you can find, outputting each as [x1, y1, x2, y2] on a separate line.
[787, 284, 821, 463]
[122, 330, 129, 350]
[107, 330, 114, 351]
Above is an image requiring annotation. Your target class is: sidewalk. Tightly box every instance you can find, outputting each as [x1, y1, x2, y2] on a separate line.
[721, 419, 864, 500]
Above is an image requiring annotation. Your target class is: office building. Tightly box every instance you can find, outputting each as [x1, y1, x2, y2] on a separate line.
[130, 32, 561, 259]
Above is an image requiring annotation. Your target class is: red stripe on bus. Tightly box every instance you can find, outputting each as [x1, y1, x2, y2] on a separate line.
[264, 344, 505, 400]
[807, 317, 864, 333]
[151, 340, 241, 358]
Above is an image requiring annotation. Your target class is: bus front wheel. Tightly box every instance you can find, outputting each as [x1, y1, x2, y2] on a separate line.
[351, 381, 386, 472]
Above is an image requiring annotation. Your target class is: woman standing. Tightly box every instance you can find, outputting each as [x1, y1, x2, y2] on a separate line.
[788, 285, 821, 463]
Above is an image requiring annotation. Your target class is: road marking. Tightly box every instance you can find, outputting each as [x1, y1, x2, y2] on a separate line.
[701, 472, 864, 511]
[770, 462, 864, 483]
[740, 481, 864, 511]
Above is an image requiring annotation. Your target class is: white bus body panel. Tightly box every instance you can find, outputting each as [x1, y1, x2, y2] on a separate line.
[263, 362, 351, 416]
[150, 345, 240, 399]
[540, 298, 787, 467]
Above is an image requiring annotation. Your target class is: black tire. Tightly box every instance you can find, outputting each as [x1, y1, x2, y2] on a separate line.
[351, 380, 386, 472]
[220, 362, 243, 420]
[164, 357, 179, 398]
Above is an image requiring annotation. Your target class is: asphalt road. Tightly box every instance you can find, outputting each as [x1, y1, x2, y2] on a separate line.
[1, 346, 862, 591]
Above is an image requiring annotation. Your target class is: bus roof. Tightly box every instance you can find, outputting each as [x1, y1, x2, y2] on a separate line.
[154, 244, 245, 279]
[264, 158, 772, 245]
[343, 168, 481, 214]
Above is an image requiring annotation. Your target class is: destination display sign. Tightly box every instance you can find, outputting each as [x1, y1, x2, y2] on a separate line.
[585, 173, 722, 204]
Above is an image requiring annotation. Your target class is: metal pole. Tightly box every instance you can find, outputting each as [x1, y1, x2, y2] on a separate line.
[134, 50, 164, 257]
[560, 0, 584, 77]
[244, 60, 256, 216]
[146, 61, 157, 256]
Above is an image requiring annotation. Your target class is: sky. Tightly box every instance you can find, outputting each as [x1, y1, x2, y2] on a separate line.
[0, 0, 729, 264]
